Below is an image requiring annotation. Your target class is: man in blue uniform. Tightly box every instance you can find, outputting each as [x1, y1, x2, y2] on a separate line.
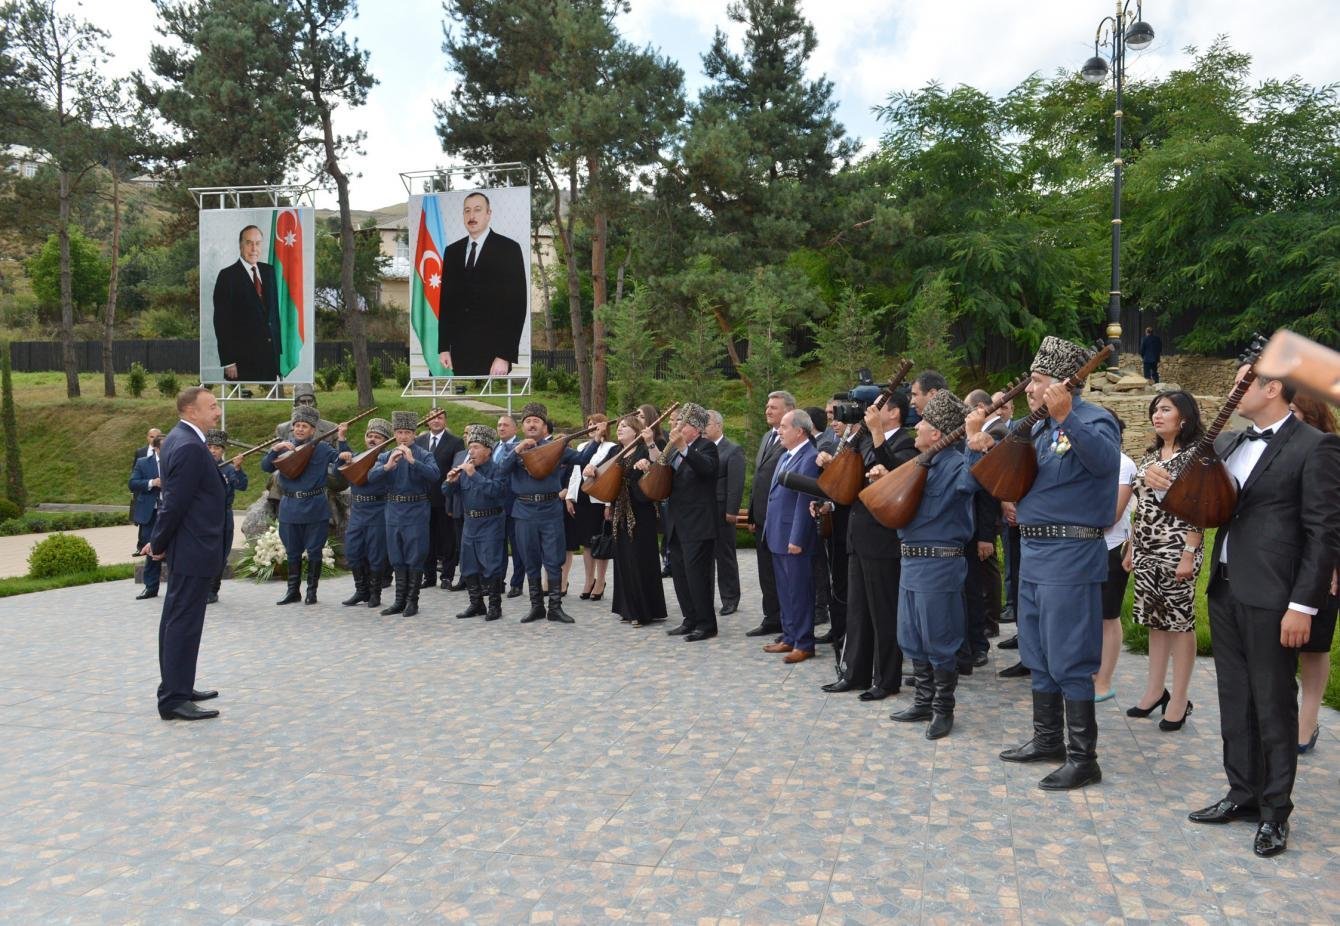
[445, 424, 509, 621]
[888, 391, 975, 739]
[965, 336, 1119, 789]
[368, 411, 442, 617]
[261, 405, 347, 606]
[499, 403, 599, 624]
[336, 418, 392, 610]
[205, 430, 248, 605]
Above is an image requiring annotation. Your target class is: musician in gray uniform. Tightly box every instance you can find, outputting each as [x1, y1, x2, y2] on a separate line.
[965, 336, 1119, 790]
[261, 405, 348, 606]
[335, 417, 392, 610]
[444, 424, 508, 621]
[367, 411, 442, 618]
[887, 392, 975, 740]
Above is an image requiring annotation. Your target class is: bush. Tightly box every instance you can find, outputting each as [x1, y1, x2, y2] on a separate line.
[156, 371, 179, 398]
[531, 365, 551, 391]
[137, 306, 197, 339]
[0, 510, 127, 536]
[0, 497, 20, 520]
[393, 360, 411, 388]
[127, 361, 147, 398]
[27, 533, 99, 579]
[367, 357, 385, 390]
[549, 368, 579, 395]
[315, 363, 341, 392]
[339, 350, 356, 389]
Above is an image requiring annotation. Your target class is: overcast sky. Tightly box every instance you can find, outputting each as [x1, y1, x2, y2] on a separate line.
[80, 0, 1338, 210]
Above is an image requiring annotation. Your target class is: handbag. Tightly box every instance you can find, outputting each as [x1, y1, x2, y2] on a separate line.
[588, 521, 615, 560]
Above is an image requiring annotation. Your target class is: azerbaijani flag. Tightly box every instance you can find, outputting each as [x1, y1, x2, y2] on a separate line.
[410, 197, 450, 376]
[269, 208, 305, 378]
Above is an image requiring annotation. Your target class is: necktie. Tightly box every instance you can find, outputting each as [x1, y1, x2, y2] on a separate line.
[466, 241, 478, 270]
[251, 266, 262, 297]
[431, 435, 438, 453]
[1243, 428, 1274, 442]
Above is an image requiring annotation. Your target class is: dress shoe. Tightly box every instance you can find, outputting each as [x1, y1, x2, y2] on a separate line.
[1187, 799, 1260, 825]
[418, 573, 437, 589]
[1299, 725, 1321, 754]
[814, 631, 834, 645]
[159, 702, 218, 721]
[998, 662, 1030, 678]
[822, 679, 858, 693]
[999, 605, 1016, 624]
[956, 661, 974, 677]
[762, 642, 793, 653]
[449, 579, 467, 591]
[1159, 700, 1193, 731]
[660, 562, 673, 578]
[135, 588, 158, 600]
[1127, 688, 1170, 718]
[783, 649, 814, 664]
[999, 634, 1019, 650]
[666, 623, 692, 636]
[205, 593, 219, 605]
[685, 629, 717, 642]
[719, 604, 737, 616]
[1253, 821, 1288, 857]
[189, 689, 218, 701]
[859, 688, 891, 701]
[745, 624, 781, 638]
[972, 652, 989, 668]
[507, 585, 523, 599]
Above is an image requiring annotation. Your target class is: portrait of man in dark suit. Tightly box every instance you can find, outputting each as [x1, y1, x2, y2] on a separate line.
[436, 192, 528, 378]
[213, 224, 282, 382]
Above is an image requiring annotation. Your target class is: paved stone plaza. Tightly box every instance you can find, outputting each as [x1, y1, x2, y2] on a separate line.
[1, 559, 1337, 924]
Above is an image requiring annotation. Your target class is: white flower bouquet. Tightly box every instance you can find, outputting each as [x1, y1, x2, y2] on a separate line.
[236, 523, 339, 581]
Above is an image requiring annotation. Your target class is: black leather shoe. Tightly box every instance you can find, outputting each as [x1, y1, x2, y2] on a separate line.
[660, 563, 673, 578]
[159, 702, 218, 721]
[972, 652, 989, 668]
[719, 604, 737, 616]
[822, 679, 858, 693]
[999, 634, 1019, 650]
[449, 579, 467, 591]
[1253, 821, 1288, 857]
[999, 606, 1016, 624]
[135, 588, 158, 600]
[745, 624, 781, 637]
[957, 661, 974, 676]
[1188, 799, 1261, 825]
[998, 662, 1030, 678]
[205, 593, 219, 605]
[814, 631, 834, 645]
[189, 689, 218, 701]
[685, 629, 717, 642]
[859, 688, 891, 702]
[666, 623, 692, 636]
[507, 585, 523, 598]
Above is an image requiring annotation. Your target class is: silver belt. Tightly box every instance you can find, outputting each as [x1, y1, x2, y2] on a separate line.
[901, 544, 964, 558]
[516, 492, 559, 503]
[1019, 524, 1103, 540]
[283, 488, 324, 500]
[468, 507, 504, 519]
[388, 493, 428, 503]
[353, 494, 387, 504]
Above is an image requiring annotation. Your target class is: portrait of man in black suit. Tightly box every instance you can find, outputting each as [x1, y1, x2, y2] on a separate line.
[436, 192, 528, 378]
[212, 224, 282, 382]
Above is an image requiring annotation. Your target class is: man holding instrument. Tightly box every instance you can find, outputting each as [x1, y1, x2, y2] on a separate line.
[368, 411, 442, 617]
[415, 408, 465, 592]
[335, 418, 392, 610]
[657, 403, 721, 642]
[965, 336, 1119, 790]
[444, 425, 509, 622]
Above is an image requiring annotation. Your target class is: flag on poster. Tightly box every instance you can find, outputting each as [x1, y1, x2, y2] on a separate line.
[411, 197, 449, 376]
[269, 208, 305, 378]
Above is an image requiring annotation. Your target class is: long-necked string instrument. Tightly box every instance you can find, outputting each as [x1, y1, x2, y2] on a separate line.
[272, 407, 378, 480]
[816, 359, 915, 506]
[518, 421, 602, 480]
[969, 342, 1113, 502]
[860, 373, 1030, 529]
[218, 435, 281, 468]
[337, 408, 443, 486]
[581, 403, 680, 503]
[1159, 334, 1268, 528]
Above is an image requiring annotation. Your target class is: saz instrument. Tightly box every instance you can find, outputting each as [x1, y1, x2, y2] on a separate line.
[218, 435, 282, 468]
[816, 359, 915, 506]
[1159, 334, 1268, 528]
[860, 373, 1030, 529]
[338, 408, 442, 487]
[969, 342, 1113, 502]
[518, 421, 602, 480]
[272, 407, 377, 480]
[581, 403, 680, 503]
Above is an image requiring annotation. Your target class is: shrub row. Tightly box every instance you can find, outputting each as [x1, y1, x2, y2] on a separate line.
[0, 511, 130, 536]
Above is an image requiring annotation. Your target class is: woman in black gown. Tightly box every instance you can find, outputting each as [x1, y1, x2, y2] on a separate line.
[600, 416, 666, 626]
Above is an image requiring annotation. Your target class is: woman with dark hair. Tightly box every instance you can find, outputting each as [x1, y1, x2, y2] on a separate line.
[567, 414, 616, 600]
[1290, 394, 1338, 754]
[637, 402, 671, 577]
[594, 415, 667, 626]
[1124, 390, 1206, 730]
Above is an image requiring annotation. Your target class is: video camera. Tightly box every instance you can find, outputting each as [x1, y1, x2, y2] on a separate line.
[829, 368, 885, 425]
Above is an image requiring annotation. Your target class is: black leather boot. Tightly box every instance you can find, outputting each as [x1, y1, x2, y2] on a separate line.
[890, 662, 934, 722]
[366, 570, 382, 609]
[520, 578, 546, 623]
[403, 571, 423, 617]
[1000, 690, 1066, 763]
[1038, 699, 1102, 790]
[341, 565, 368, 606]
[456, 576, 487, 618]
[926, 668, 958, 740]
[304, 562, 320, 604]
[418, 566, 436, 589]
[277, 561, 302, 605]
[380, 568, 392, 589]
[485, 577, 503, 621]
[380, 570, 408, 615]
[547, 589, 575, 624]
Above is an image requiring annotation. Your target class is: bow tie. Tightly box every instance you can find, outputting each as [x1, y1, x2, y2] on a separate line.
[1243, 428, 1274, 442]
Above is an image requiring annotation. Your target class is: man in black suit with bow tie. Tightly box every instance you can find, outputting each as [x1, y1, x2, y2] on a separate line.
[213, 225, 281, 382]
[436, 192, 528, 377]
[1147, 364, 1340, 857]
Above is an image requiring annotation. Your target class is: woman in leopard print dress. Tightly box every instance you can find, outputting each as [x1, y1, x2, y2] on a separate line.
[1124, 391, 1205, 731]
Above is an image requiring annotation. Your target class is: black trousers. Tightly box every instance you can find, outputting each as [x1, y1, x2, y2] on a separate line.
[840, 554, 903, 692]
[505, 516, 524, 588]
[157, 572, 210, 712]
[755, 533, 782, 631]
[822, 508, 850, 640]
[962, 548, 997, 657]
[1003, 525, 1021, 611]
[1208, 574, 1299, 822]
[423, 506, 457, 578]
[715, 514, 740, 609]
[670, 536, 716, 633]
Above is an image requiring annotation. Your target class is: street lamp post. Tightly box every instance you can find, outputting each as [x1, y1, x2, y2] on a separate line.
[1082, 1, 1153, 371]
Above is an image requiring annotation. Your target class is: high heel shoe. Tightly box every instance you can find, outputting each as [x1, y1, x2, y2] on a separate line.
[1159, 700, 1193, 731]
[579, 579, 595, 600]
[590, 579, 606, 602]
[1126, 688, 1170, 718]
[1298, 725, 1321, 754]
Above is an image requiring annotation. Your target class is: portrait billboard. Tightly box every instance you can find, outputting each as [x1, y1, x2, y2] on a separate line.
[199, 207, 316, 384]
[407, 186, 532, 378]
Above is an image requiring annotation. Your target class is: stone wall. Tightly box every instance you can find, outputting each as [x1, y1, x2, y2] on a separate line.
[1081, 354, 1239, 458]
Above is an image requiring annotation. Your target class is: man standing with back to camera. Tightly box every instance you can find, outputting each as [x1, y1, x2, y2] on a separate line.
[436, 192, 528, 377]
[213, 224, 281, 382]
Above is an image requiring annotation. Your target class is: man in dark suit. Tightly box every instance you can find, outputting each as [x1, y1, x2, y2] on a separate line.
[961, 389, 1004, 671]
[494, 414, 524, 597]
[213, 224, 281, 382]
[143, 387, 228, 721]
[762, 409, 822, 663]
[415, 408, 466, 590]
[131, 427, 162, 470]
[436, 192, 528, 377]
[1147, 366, 1340, 857]
[705, 410, 745, 616]
[662, 403, 721, 642]
[745, 390, 795, 638]
[129, 435, 163, 599]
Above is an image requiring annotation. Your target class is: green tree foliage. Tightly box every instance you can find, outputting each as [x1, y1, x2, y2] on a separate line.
[806, 285, 890, 394]
[26, 229, 110, 318]
[902, 274, 966, 391]
[664, 299, 726, 410]
[1, 341, 25, 511]
[736, 266, 810, 436]
[600, 288, 659, 416]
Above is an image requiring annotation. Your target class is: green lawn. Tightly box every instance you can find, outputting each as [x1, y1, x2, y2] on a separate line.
[0, 563, 136, 598]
